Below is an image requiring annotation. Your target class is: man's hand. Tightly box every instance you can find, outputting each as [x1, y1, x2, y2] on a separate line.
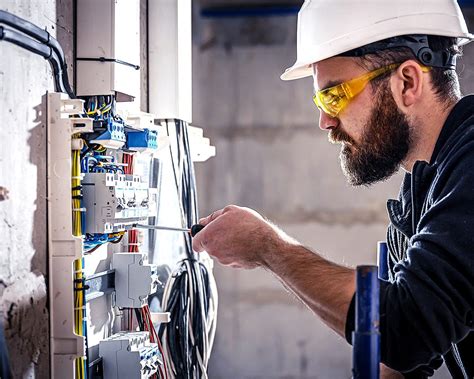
[194, 204, 355, 337]
[192, 205, 296, 269]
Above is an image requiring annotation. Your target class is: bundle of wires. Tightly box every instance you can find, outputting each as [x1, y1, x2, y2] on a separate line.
[158, 120, 218, 379]
[81, 152, 124, 175]
[83, 233, 124, 254]
[132, 304, 169, 379]
[128, 229, 140, 253]
[122, 153, 134, 175]
[72, 136, 85, 237]
[85, 95, 113, 117]
[122, 152, 141, 253]
[74, 258, 88, 379]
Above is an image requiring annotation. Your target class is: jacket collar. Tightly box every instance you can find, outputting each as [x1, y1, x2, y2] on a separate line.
[430, 95, 474, 164]
[387, 95, 474, 236]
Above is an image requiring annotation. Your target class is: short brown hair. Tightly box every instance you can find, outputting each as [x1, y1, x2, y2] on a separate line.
[358, 36, 462, 106]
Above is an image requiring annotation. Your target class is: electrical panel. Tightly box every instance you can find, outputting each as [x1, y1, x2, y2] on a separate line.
[47, 88, 217, 378]
[45, 0, 218, 377]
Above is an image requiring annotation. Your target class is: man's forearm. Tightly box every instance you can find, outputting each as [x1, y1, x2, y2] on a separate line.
[193, 205, 356, 336]
[262, 242, 355, 337]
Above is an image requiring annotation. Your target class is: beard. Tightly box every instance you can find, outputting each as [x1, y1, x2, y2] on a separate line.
[329, 81, 412, 186]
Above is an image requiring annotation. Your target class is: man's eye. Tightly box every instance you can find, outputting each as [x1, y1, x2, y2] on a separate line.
[323, 91, 343, 104]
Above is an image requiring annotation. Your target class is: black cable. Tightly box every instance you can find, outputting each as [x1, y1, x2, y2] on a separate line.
[161, 120, 215, 378]
[0, 25, 52, 58]
[0, 10, 75, 98]
[0, 26, 67, 94]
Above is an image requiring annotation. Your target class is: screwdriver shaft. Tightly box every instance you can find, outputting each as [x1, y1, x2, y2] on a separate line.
[135, 224, 189, 232]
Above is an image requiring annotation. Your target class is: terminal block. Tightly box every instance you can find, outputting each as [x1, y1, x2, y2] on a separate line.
[99, 331, 160, 379]
[126, 128, 158, 152]
[82, 173, 150, 233]
[89, 119, 127, 149]
[113, 253, 159, 308]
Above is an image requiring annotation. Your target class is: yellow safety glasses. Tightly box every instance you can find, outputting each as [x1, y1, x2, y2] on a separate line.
[313, 63, 430, 118]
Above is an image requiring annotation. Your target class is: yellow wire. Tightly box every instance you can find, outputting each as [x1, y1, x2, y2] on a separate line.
[74, 258, 85, 379]
[72, 143, 82, 237]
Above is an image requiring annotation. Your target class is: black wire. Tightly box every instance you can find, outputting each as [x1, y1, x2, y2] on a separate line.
[134, 308, 144, 331]
[0, 10, 75, 98]
[162, 120, 215, 378]
[0, 10, 76, 99]
[0, 26, 51, 57]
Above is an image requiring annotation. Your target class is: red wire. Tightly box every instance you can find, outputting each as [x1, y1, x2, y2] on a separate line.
[128, 229, 139, 253]
[123, 153, 134, 175]
[143, 305, 168, 379]
[123, 153, 166, 376]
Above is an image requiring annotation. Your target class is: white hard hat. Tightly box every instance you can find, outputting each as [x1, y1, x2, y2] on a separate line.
[281, 0, 474, 81]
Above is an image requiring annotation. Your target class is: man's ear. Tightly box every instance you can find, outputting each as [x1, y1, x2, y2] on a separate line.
[390, 60, 426, 111]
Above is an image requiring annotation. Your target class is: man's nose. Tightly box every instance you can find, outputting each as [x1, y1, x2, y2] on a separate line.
[319, 111, 339, 131]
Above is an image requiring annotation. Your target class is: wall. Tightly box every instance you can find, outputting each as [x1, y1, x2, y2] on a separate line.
[192, 9, 474, 379]
[0, 0, 73, 377]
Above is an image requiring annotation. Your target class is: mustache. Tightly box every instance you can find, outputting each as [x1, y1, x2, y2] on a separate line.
[328, 127, 356, 145]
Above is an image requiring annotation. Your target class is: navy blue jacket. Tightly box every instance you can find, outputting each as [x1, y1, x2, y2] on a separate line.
[346, 96, 474, 378]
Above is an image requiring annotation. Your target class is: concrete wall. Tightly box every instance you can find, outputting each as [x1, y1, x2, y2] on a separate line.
[0, 0, 73, 377]
[192, 10, 474, 379]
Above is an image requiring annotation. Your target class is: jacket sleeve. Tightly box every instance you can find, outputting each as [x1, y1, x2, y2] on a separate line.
[346, 144, 474, 373]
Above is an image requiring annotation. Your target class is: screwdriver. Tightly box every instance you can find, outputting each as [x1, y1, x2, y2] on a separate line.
[134, 223, 205, 237]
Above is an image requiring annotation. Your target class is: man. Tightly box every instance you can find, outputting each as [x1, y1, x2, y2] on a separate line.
[192, 0, 474, 377]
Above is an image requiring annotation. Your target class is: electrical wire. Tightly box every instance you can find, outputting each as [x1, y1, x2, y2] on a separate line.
[159, 120, 218, 378]
[74, 258, 88, 379]
[0, 11, 75, 97]
[72, 140, 84, 237]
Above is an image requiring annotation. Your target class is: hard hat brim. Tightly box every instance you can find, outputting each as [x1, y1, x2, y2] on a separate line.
[281, 33, 474, 81]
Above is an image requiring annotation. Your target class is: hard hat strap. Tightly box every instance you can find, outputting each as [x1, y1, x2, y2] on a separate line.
[339, 35, 456, 70]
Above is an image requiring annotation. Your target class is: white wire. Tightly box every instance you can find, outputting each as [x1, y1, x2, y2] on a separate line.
[160, 120, 219, 378]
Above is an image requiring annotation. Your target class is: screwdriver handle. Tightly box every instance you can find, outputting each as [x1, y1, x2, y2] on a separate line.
[190, 224, 205, 237]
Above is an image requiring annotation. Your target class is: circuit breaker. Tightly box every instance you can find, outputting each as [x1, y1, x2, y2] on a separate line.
[113, 253, 159, 308]
[99, 331, 160, 379]
[82, 173, 150, 234]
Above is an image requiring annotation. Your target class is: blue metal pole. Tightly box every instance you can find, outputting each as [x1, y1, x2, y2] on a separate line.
[377, 242, 389, 281]
[352, 265, 380, 379]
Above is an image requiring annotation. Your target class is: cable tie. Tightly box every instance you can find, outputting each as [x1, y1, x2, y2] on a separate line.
[72, 208, 87, 212]
[71, 176, 83, 180]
